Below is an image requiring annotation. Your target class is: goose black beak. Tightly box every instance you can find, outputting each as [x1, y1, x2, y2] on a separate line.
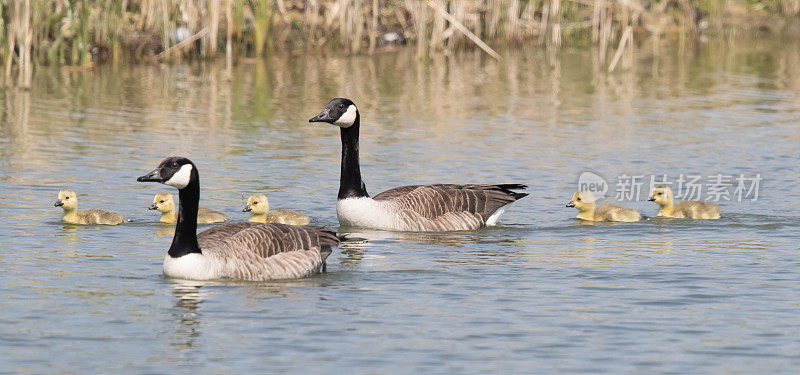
[137, 168, 162, 183]
[309, 109, 332, 123]
[243, 206, 252, 212]
[566, 201, 575, 208]
[148, 203, 158, 210]
[54, 200, 64, 207]
[647, 197, 656, 202]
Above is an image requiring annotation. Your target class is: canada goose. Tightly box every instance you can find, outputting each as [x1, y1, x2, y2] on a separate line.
[137, 157, 337, 280]
[150, 192, 228, 224]
[649, 185, 721, 219]
[244, 194, 310, 225]
[309, 98, 528, 231]
[566, 191, 641, 222]
[54, 189, 125, 225]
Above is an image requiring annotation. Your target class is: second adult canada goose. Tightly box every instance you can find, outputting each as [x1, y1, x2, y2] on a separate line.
[566, 191, 641, 222]
[649, 185, 721, 219]
[54, 189, 125, 225]
[309, 98, 528, 231]
[137, 157, 338, 281]
[149, 192, 228, 224]
[244, 194, 311, 225]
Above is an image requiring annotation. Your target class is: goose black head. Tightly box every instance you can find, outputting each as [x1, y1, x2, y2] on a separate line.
[309, 98, 358, 128]
[137, 157, 196, 190]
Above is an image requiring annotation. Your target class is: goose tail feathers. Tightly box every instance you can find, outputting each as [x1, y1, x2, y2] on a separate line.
[307, 225, 339, 261]
[494, 184, 529, 201]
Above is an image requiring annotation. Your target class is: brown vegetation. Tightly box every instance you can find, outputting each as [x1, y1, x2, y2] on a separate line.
[2, 0, 800, 87]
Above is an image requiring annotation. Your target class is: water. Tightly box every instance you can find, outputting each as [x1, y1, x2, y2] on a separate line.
[2, 40, 800, 373]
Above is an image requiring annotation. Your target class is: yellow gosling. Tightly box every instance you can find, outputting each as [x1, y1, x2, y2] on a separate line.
[244, 194, 310, 225]
[648, 185, 721, 219]
[149, 192, 228, 224]
[566, 191, 641, 222]
[54, 189, 125, 225]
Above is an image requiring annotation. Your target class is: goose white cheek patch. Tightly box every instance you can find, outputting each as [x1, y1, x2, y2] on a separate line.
[165, 164, 193, 189]
[334, 105, 357, 127]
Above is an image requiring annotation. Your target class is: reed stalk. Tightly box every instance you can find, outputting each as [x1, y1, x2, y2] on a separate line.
[0, 0, 797, 86]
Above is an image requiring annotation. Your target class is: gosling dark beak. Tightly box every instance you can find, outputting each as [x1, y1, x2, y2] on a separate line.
[54, 200, 64, 207]
[243, 206, 252, 212]
[148, 203, 158, 210]
[309, 109, 332, 123]
[137, 168, 162, 183]
[566, 201, 575, 208]
[648, 197, 656, 202]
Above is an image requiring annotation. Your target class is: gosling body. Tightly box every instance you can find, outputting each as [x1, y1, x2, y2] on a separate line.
[649, 185, 721, 219]
[244, 194, 310, 225]
[566, 191, 641, 222]
[54, 189, 125, 225]
[150, 192, 228, 224]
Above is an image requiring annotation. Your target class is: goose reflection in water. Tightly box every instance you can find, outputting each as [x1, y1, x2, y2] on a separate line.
[170, 280, 206, 351]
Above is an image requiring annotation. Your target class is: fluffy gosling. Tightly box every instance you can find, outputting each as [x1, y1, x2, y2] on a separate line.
[54, 189, 125, 225]
[244, 194, 310, 225]
[566, 191, 641, 222]
[648, 185, 721, 219]
[149, 192, 228, 224]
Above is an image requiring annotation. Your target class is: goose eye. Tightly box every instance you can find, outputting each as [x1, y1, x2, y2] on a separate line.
[339, 104, 344, 109]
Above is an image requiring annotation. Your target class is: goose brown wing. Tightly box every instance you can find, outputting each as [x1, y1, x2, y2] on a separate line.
[198, 222, 338, 260]
[372, 184, 528, 221]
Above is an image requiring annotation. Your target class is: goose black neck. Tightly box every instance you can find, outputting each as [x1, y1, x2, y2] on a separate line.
[169, 172, 202, 258]
[338, 115, 369, 200]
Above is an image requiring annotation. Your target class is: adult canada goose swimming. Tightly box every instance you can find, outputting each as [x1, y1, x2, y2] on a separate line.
[244, 194, 311, 225]
[649, 185, 721, 219]
[309, 98, 528, 231]
[137, 157, 338, 280]
[150, 192, 228, 224]
[54, 189, 125, 225]
[566, 191, 641, 222]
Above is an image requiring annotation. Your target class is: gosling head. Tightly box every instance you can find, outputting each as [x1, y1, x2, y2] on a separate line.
[150, 192, 175, 213]
[648, 185, 674, 206]
[244, 194, 269, 215]
[54, 189, 78, 211]
[137, 157, 197, 190]
[566, 191, 596, 211]
[309, 98, 359, 128]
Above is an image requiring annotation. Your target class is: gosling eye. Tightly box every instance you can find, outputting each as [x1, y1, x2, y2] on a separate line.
[253, 201, 258, 205]
[576, 198, 581, 201]
[65, 196, 70, 200]
[159, 200, 164, 203]
[657, 192, 662, 195]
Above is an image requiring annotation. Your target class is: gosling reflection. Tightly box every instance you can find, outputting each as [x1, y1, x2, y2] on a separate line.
[58, 224, 79, 238]
[154, 226, 175, 238]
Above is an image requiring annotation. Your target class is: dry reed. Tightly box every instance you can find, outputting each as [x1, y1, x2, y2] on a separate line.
[1, 0, 798, 87]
